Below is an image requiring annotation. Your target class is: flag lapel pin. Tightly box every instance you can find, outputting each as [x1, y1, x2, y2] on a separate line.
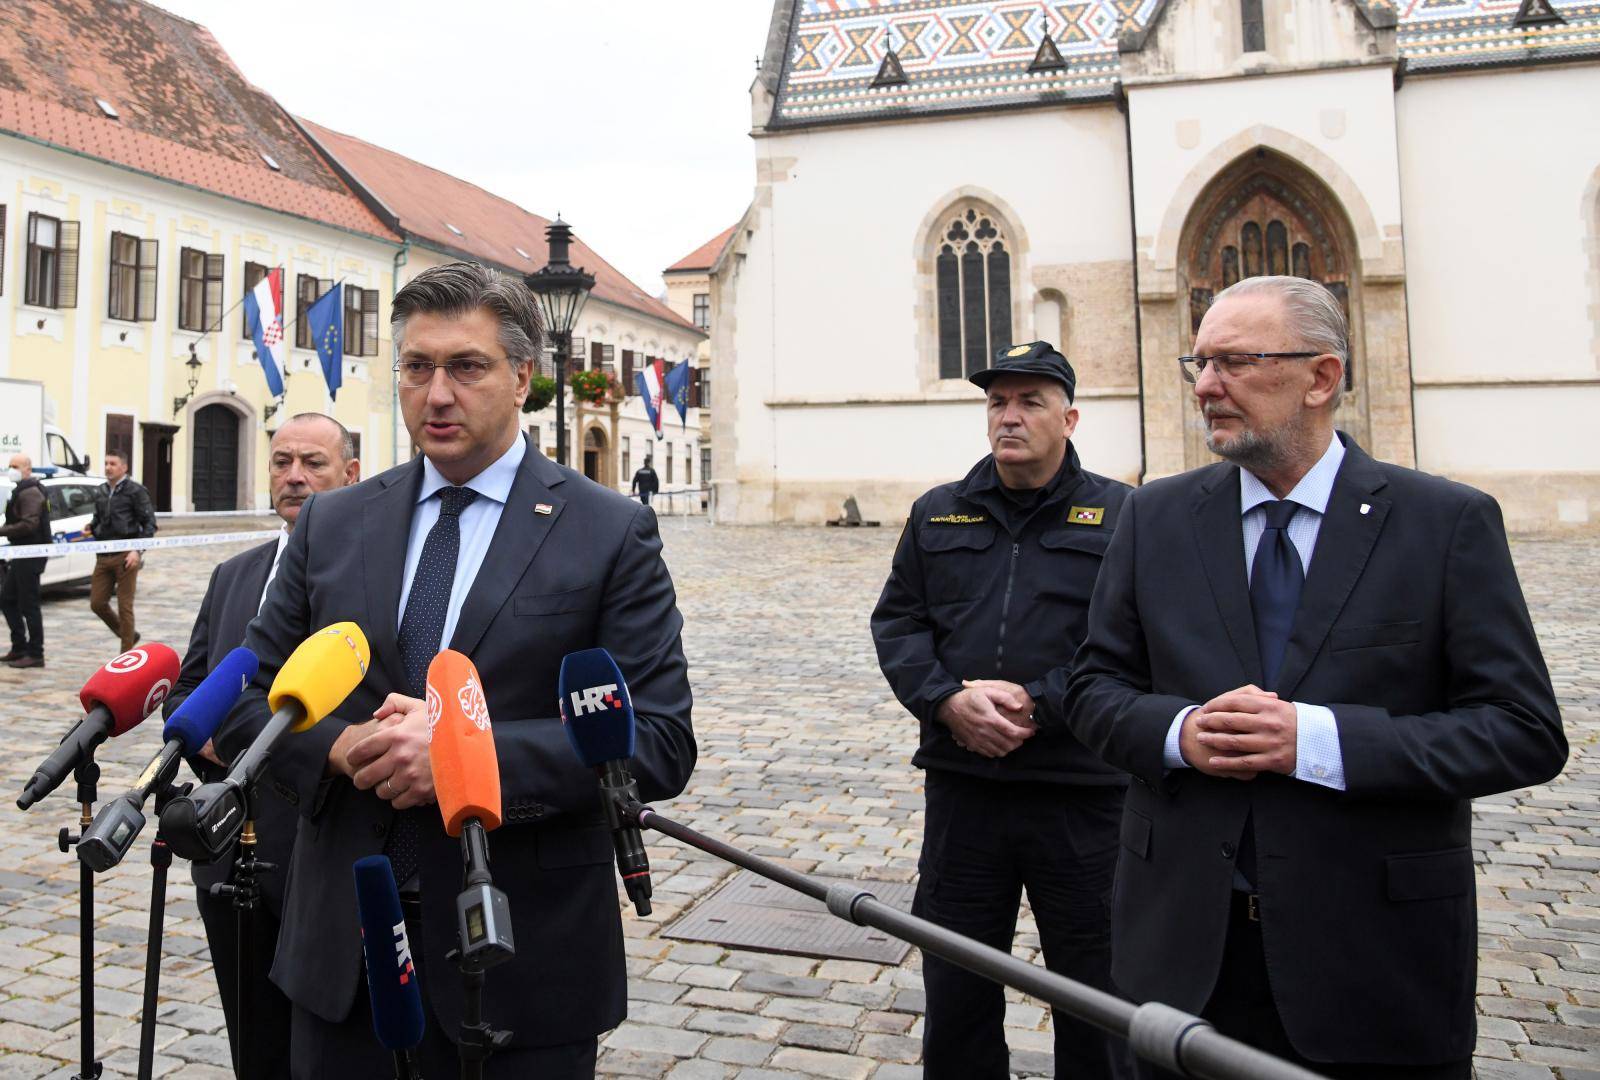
[535, 502, 553, 515]
[1359, 503, 1371, 515]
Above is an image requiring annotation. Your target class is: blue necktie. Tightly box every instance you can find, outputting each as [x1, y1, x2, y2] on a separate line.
[1249, 500, 1304, 690]
[386, 485, 479, 886]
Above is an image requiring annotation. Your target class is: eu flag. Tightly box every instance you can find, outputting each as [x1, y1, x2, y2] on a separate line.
[306, 283, 344, 401]
[665, 360, 691, 430]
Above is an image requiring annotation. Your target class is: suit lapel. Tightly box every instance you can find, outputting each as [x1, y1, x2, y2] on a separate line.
[448, 441, 568, 659]
[219, 539, 277, 653]
[1275, 438, 1390, 698]
[1191, 466, 1261, 686]
[363, 457, 424, 688]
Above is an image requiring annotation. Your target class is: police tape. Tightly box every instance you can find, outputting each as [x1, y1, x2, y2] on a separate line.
[0, 530, 281, 562]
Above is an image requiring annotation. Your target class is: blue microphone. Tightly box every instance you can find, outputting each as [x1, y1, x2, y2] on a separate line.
[78, 647, 258, 872]
[354, 855, 425, 1079]
[558, 648, 652, 915]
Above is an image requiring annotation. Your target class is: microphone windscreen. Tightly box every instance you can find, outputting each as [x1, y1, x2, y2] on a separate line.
[352, 855, 425, 1052]
[268, 622, 370, 731]
[79, 643, 181, 737]
[426, 650, 501, 837]
[557, 647, 635, 768]
[163, 647, 258, 754]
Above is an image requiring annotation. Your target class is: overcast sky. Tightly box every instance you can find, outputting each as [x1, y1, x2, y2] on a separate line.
[154, 0, 773, 294]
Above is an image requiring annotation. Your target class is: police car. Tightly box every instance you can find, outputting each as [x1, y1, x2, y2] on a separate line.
[0, 473, 107, 590]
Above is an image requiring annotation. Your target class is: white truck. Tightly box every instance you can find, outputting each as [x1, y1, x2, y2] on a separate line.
[0, 377, 89, 476]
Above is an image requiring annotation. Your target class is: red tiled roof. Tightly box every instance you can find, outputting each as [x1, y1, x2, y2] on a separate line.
[0, 0, 393, 240]
[301, 120, 698, 333]
[665, 225, 737, 274]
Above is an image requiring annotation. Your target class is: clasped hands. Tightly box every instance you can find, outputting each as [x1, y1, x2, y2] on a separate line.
[328, 693, 436, 809]
[1181, 685, 1297, 781]
[936, 680, 1037, 759]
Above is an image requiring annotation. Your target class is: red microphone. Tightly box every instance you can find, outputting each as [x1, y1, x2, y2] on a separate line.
[18, 644, 179, 810]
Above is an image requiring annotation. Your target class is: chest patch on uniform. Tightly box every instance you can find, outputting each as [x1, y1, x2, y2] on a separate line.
[927, 513, 988, 526]
[1069, 506, 1104, 526]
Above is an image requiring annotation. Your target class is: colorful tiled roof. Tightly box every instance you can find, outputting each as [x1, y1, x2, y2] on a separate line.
[664, 225, 738, 274]
[0, 0, 394, 239]
[768, 0, 1599, 127]
[301, 121, 697, 333]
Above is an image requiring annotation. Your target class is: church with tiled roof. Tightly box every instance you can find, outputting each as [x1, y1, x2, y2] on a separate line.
[709, 0, 1600, 528]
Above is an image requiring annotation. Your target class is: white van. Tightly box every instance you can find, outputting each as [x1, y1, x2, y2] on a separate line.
[0, 474, 106, 589]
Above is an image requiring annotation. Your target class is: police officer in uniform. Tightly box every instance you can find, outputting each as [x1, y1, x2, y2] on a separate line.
[872, 343, 1132, 1079]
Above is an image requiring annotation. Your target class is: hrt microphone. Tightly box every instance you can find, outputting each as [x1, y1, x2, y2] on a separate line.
[426, 650, 513, 973]
[354, 855, 426, 1080]
[161, 623, 370, 863]
[558, 647, 652, 916]
[78, 648, 259, 872]
[18, 644, 180, 810]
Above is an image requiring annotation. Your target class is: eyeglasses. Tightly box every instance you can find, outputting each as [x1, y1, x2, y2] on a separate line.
[393, 356, 505, 387]
[1178, 352, 1321, 384]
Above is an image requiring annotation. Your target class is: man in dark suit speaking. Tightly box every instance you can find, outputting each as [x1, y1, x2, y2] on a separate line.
[165, 411, 359, 1078]
[1067, 276, 1565, 1078]
[219, 262, 697, 1078]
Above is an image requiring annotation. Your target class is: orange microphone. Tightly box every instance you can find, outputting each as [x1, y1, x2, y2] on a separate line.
[426, 650, 513, 973]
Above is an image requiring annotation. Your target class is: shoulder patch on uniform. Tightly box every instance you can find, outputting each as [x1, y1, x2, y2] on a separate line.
[927, 513, 988, 526]
[1069, 506, 1104, 526]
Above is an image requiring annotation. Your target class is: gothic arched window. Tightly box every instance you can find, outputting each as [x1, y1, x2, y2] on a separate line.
[935, 206, 1013, 380]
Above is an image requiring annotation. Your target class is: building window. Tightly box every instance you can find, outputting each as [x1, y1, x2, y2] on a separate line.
[349, 431, 362, 461]
[621, 349, 635, 395]
[25, 213, 79, 309]
[700, 446, 711, 485]
[665, 445, 673, 485]
[296, 274, 331, 349]
[685, 444, 693, 486]
[108, 232, 158, 322]
[622, 436, 631, 479]
[602, 344, 615, 373]
[935, 205, 1013, 379]
[242, 261, 268, 339]
[527, 425, 541, 455]
[179, 248, 224, 332]
[1241, 0, 1265, 51]
[344, 286, 380, 356]
[699, 367, 711, 410]
[692, 293, 710, 330]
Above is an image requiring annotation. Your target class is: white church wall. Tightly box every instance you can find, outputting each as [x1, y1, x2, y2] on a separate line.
[1399, 64, 1600, 527]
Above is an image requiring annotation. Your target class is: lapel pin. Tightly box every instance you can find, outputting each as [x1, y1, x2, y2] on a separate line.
[1359, 503, 1370, 515]
[534, 502, 553, 515]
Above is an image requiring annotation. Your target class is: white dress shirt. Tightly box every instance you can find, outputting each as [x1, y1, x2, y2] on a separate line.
[257, 526, 290, 613]
[397, 435, 526, 652]
[1163, 432, 1348, 790]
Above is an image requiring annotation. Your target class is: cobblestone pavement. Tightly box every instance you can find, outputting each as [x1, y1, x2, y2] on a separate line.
[0, 521, 1592, 1078]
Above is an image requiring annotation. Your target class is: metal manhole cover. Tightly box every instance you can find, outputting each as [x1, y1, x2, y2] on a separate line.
[663, 870, 916, 964]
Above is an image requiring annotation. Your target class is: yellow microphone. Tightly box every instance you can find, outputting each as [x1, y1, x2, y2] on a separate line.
[271, 621, 371, 732]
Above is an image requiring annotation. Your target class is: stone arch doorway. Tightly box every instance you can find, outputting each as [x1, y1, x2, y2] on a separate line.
[1177, 149, 1368, 469]
[186, 393, 254, 511]
[582, 425, 609, 485]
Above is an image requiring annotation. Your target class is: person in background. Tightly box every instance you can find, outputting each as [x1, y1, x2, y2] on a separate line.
[86, 449, 156, 651]
[631, 455, 660, 506]
[0, 453, 50, 668]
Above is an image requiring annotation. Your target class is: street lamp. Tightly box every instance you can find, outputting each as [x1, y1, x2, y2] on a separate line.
[172, 344, 204, 417]
[525, 217, 595, 467]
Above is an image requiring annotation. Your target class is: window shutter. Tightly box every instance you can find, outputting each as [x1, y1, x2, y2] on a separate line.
[621, 350, 634, 395]
[205, 253, 224, 331]
[56, 220, 79, 308]
[362, 288, 380, 356]
[137, 238, 158, 321]
[590, 341, 602, 370]
[319, 277, 333, 296]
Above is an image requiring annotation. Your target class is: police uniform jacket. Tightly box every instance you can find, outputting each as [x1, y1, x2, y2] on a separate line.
[872, 444, 1129, 784]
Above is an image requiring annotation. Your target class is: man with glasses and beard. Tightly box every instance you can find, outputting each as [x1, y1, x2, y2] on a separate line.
[1066, 276, 1564, 1078]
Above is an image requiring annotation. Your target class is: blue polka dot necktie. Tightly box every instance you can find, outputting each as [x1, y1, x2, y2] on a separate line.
[386, 485, 479, 887]
[1250, 499, 1305, 690]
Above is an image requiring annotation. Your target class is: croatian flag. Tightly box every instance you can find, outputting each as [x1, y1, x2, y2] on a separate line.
[243, 267, 286, 397]
[635, 358, 667, 440]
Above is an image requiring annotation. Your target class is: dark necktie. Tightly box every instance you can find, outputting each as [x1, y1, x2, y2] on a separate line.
[1249, 499, 1304, 690]
[386, 485, 479, 886]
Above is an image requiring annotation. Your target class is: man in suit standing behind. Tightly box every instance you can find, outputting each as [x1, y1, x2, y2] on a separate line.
[221, 261, 696, 1078]
[1067, 276, 1565, 1078]
[165, 412, 359, 1078]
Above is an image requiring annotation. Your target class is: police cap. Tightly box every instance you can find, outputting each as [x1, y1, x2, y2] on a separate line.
[969, 341, 1076, 402]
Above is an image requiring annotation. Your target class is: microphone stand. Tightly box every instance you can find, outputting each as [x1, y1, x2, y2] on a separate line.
[209, 782, 274, 1080]
[136, 781, 190, 1080]
[449, 821, 513, 1080]
[55, 759, 103, 1080]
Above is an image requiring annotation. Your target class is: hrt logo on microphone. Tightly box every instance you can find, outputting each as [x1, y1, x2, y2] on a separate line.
[391, 919, 416, 985]
[568, 684, 621, 717]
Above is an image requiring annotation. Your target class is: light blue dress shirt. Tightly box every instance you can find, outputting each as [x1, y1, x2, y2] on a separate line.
[397, 436, 526, 652]
[1163, 432, 1348, 790]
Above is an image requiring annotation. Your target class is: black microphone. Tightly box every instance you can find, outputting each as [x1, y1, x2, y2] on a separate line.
[18, 643, 180, 810]
[78, 648, 258, 872]
[354, 855, 426, 1080]
[558, 647, 652, 916]
[160, 623, 370, 863]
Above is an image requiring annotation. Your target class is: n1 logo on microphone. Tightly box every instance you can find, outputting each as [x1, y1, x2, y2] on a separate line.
[143, 678, 173, 716]
[107, 648, 150, 674]
[392, 919, 416, 985]
[568, 684, 621, 717]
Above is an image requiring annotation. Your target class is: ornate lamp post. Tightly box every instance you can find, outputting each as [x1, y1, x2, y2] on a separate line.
[525, 217, 595, 467]
[171, 345, 204, 417]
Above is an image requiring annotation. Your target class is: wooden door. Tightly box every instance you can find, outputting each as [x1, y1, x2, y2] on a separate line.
[192, 404, 238, 511]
